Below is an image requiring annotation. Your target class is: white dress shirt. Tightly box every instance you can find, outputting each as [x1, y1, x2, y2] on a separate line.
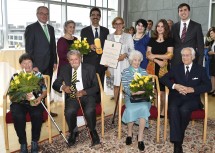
[91, 25, 100, 38]
[38, 20, 50, 38]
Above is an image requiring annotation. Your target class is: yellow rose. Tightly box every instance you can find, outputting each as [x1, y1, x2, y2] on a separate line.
[144, 77, 149, 83]
[75, 44, 78, 48]
[14, 75, 18, 81]
[139, 80, 143, 85]
[74, 40, 78, 44]
[86, 44, 89, 49]
[15, 79, 20, 84]
[27, 76, 32, 80]
[83, 37, 87, 41]
[79, 44, 82, 48]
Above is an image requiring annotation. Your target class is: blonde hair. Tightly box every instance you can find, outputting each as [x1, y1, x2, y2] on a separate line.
[112, 17, 125, 29]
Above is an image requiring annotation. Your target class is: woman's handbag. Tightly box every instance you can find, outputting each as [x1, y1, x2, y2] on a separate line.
[130, 95, 149, 103]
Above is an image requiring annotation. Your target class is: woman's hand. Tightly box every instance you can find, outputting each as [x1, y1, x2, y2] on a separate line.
[33, 96, 43, 106]
[26, 92, 34, 101]
[118, 53, 127, 61]
[208, 51, 215, 55]
[147, 54, 156, 61]
[132, 91, 145, 95]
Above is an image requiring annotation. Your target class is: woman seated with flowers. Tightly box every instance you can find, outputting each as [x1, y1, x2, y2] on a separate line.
[121, 50, 152, 151]
[8, 53, 47, 153]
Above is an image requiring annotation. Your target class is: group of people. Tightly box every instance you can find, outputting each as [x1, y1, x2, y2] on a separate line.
[8, 2, 213, 153]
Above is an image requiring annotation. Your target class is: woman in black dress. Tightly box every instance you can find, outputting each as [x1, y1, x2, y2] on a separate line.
[146, 19, 174, 117]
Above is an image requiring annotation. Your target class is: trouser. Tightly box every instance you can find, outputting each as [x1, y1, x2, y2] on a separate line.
[10, 102, 44, 144]
[168, 97, 200, 143]
[64, 96, 96, 133]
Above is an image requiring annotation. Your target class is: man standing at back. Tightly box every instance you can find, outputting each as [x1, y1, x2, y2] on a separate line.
[80, 7, 109, 87]
[25, 6, 58, 116]
[171, 3, 204, 66]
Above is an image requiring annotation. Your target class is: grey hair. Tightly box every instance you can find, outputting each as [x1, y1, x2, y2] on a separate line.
[64, 20, 76, 34]
[128, 50, 143, 65]
[36, 6, 49, 14]
[181, 47, 196, 58]
[67, 50, 82, 59]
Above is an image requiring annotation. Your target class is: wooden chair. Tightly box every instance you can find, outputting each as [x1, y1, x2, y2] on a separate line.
[62, 73, 105, 138]
[163, 87, 208, 143]
[118, 75, 161, 143]
[3, 75, 52, 150]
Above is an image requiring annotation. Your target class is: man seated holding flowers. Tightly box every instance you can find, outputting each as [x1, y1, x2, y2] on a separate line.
[8, 53, 47, 153]
[121, 50, 153, 151]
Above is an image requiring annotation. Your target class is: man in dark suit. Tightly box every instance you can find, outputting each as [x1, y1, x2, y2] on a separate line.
[171, 3, 204, 66]
[80, 7, 109, 87]
[146, 20, 155, 38]
[160, 47, 211, 153]
[52, 50, 100, 146]
[25, 6, 58, 117]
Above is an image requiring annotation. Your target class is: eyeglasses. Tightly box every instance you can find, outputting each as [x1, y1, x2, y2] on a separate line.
[114, 23, 123, 25]
[38, 12, 49, 16]
[181, 54, 192, 57]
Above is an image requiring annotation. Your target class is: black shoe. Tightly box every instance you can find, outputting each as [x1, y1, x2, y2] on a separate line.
[138, 141, 145, 151]
[20, 144, 28, 153]
[174, 142, 183, 153]
[90, 130, 100, 146]
[212, 92, 215, 97]
[68, 132, 78, 146]
[160, 115, 165, 118]
[31, 141, 38, 153]
[50, 112, 58, 117]
[126, 136, 132, 145]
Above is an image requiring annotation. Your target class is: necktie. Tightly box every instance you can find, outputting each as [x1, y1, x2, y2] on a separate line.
[181, 23, 187, 42]
[95, 28, 99, 38]
[185, 66, 189, 80]
[70, 70, 77, 98]
[43, 25, 50, 42]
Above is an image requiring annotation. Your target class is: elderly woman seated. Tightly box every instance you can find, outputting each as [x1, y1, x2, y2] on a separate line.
[8, 53, 47, 153]
[121, 50, 151, 151]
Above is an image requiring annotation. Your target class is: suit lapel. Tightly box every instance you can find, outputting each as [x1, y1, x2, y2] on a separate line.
[176, 22, 181, 40]
[36, 21, 50, 43]
[184, 20, 193, 43]
[81, 64, 87, 88]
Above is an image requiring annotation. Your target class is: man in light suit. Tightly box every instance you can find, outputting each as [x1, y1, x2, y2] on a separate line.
[160, 47, 211, 153]
[80, 7, 109, 87]
[25, 6, 58, 117]
[52, 50, 100, 146]
[171, 3, 204, 66]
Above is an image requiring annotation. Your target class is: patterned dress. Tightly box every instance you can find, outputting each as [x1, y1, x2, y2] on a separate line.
[121, 66, 151, 127]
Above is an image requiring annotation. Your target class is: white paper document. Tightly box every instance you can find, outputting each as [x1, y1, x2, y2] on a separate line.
[100, 40, 122, 68]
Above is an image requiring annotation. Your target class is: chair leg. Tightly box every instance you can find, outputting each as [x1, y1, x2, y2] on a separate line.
[164, 118, 168, 141]
[203, 117, 207, 143]
[192, 120, 195, 126]
[101, 112, 105, 138]
[156, 118, 160, 143]
[4, 123, 9, 150]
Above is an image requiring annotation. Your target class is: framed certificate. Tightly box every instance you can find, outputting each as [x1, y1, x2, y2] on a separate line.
[100, 40, 122, 68]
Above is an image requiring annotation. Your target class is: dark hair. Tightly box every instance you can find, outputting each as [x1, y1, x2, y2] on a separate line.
[19, 53, 33, 64]
[147, 20, 153, 25]
[135, 19, 148, 30]
[154, 19, 170, 39]
[205, 27, 215, 46]
[178, 3, 190, 12]
[90, 7, 101, 17]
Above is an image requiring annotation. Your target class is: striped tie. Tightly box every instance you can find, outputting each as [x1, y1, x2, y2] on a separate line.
[181, 23, 187, 42]
[70, 70, 77, 98]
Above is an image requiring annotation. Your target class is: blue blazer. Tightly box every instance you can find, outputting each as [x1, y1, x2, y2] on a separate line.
[160, 63, 211, 102]
[25, 21, 57, 73]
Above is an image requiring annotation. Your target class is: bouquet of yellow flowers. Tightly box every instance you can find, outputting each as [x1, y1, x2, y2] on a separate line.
[129, 72, 155, 103]
[8, 72, 43, 105]
[69, 38, 90, 55]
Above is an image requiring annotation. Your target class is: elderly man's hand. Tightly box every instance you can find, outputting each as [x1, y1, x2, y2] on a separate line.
[132, 91, 145, 95]
[76, 90, 87, 97]
[62, 85, 72, 93]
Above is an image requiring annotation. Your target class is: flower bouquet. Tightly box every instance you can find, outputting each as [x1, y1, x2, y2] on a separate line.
[129, 72, 155, 103]
[69, 38, 90, 55]
[8, 71, 43, 106]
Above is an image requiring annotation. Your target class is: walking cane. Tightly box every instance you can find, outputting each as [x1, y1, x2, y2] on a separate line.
[39, 96, 69, 145]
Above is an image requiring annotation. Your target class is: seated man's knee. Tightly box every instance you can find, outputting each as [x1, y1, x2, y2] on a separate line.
[84, 107, 96, 117]
[65, 108, 77, 117]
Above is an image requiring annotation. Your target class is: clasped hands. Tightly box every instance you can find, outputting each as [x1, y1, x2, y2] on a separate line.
[26, 92, 42, 106]
[174, 84, 194, 95]
[62, 85, 87, 97]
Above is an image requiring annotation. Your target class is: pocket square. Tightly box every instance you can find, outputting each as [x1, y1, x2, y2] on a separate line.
[192, 77, 198, 80]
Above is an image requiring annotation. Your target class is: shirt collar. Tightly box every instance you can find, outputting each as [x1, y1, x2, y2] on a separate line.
[184, 62, 193, 71]
[180, 18, 190, 27]
[38, 20, 48, 28]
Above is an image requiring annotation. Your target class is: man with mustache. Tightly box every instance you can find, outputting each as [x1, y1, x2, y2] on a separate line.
[80, 7, 109, 88]
[171, 3, 204, 67]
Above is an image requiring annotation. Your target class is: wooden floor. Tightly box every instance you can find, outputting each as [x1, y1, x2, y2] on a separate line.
[0, 93, 215, 153]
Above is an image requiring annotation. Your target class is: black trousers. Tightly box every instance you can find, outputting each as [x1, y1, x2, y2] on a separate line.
[168, 96, 200, 143]
[10, 102, 44, 144]
[64, 96, 96, 133]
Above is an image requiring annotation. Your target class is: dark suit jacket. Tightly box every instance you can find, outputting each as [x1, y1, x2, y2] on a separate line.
[160, 63, 211, 103]
[52, 63, 99, 98]
[171, 20, 204, 66]
[80, 26, 109, 71]
[25, 21, 57, 74]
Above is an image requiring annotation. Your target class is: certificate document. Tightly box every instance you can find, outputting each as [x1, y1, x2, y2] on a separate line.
[100, 40, 122, 68]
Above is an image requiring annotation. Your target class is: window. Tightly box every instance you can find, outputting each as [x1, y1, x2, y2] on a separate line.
[0, 0, 119, 50]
